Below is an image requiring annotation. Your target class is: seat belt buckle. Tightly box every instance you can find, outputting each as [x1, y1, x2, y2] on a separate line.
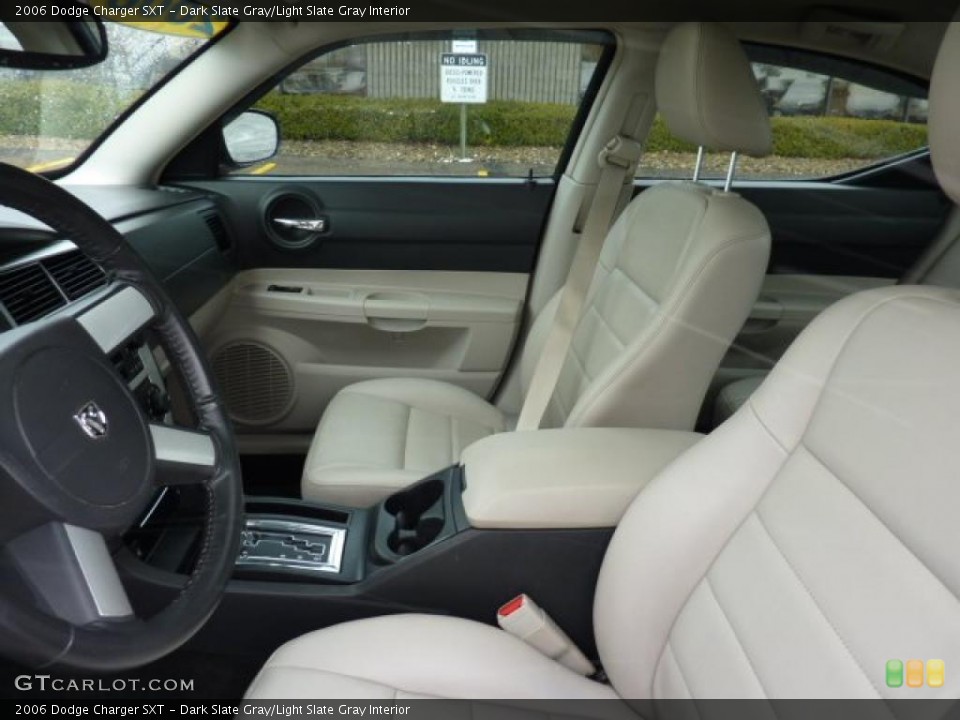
[598, 135, 643, 173]
[496, 594, 596, 676]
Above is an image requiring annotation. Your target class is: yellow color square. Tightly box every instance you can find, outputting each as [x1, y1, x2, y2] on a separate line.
[927, 660, 945, 688]
[906, 659, 924, 688]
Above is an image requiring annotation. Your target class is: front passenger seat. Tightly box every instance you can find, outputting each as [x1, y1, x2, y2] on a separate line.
[302, 22, 773, 506]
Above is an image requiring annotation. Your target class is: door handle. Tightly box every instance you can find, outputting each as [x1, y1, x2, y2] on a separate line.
[362, 292, 429, 332]
[273, 217, 327, 233]
[742, 298, 783, 334]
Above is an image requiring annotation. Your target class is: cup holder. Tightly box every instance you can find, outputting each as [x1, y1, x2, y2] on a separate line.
[382, 478, 446, 557]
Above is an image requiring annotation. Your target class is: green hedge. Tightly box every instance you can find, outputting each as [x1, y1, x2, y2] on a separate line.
[644, 115, 928, 159]
[256, 94, 574, 148]
[0, 79, 929, 162]
[258, 92, 928, 160]
[768, 116, 928, 159]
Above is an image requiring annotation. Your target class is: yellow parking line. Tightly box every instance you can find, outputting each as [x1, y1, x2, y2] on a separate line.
[250, 162, 277, 175]
[26, 156, 75, 173]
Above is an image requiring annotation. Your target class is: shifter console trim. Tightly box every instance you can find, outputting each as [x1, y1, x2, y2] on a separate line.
[238, 518, 346, 575]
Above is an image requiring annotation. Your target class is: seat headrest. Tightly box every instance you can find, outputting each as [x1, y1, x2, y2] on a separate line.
[930, 21, 960, 206]
[655, 22, 772, 158]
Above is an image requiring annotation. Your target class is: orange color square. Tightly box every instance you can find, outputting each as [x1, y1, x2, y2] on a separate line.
[906, 659, 924, 688]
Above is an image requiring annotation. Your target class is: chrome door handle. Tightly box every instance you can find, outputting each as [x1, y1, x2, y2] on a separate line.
[273, 217, 326, 233]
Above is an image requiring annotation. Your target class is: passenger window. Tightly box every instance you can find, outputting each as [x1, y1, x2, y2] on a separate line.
[230, 31, 611, 178]
[638, 50, 928, 181]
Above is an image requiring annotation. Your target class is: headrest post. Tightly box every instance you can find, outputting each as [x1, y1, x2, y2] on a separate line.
[692, 146, 705, 183]
[723, 152, 739, 193]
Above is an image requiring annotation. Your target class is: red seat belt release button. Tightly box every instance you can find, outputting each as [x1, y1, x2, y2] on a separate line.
[496, 594, 595, 676]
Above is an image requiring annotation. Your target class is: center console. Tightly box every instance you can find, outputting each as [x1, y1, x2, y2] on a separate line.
[121, 427, 700, 661]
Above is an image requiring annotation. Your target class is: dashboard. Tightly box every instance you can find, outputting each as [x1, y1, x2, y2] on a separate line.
[0, 184, 235, 439]
[0, 185, 234, 328]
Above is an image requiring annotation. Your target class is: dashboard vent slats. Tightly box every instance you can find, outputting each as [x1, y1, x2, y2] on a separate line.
[202, 210, 231, 252]
[0, 264, 66, 325]
[42, 251, 107, 301]
[0, 251, 106, 327]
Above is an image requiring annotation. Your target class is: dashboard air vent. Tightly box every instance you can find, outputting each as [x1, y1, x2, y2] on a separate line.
[41, 251, 107, 301]
[202, 210, 231, 252]
[0, 264, 66, 325]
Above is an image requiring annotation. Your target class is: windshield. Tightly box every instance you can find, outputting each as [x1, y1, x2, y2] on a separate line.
[0, 22, 218, 174]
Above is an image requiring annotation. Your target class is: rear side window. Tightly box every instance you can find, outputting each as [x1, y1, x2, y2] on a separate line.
[231, 30, 612, 178]
[638, 47, 928, 181]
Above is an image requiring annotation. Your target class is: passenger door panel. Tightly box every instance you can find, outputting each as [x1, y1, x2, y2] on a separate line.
[726, 175, 949, 374]
[737, 180, 949, 279]
[190, 178, 553, 273]
[725, 273, 895, 375]
[182, 178, 546, 434]
[206, 267, 525, 432]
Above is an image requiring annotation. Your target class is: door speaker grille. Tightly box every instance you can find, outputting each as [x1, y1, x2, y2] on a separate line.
[212, 342, 293, 426]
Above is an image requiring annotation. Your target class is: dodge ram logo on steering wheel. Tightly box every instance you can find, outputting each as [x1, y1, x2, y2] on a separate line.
[73, 401, 109, 440]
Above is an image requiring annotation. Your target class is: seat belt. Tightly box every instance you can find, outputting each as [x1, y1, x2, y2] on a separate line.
[515, 134, 643, 431]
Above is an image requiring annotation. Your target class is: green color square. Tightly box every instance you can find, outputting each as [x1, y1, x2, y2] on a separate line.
[886, 659, 904, 688]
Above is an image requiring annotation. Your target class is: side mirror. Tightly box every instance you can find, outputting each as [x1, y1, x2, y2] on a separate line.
[222, 110, 280, 166]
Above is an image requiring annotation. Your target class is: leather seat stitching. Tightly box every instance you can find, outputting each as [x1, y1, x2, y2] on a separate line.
[663, 642, 700, 708]
[589, 304, 628, 350]
[568, 230, 768, 426]
[752, 509, 887, 700]
[653, 412, 790, 686]
[801, 442, 960, 606]
[746, 402, 790, 454]
[702, 574, 772, 700]
[560, 186, 711, 424]
[610, 266, 659, 314]
[780, 292, 944, 457]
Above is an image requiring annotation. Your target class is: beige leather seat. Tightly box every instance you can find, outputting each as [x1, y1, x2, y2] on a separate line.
[302, 22, 773, 505]
[248, 22, 960, 700]
[251, 282, 960, 700]
[714, 207, 960, 426]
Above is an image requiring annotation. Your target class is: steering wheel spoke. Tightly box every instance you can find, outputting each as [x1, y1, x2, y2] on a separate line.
[7, 522, 134, 626]
[151, 424, 218, 486]
[74, 284, 156, 357]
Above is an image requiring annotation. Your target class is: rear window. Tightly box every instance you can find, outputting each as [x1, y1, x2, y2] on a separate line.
[638, 49, 928, 181]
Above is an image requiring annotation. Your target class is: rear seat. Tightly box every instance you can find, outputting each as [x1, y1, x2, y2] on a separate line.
[712, 206, 960, 425]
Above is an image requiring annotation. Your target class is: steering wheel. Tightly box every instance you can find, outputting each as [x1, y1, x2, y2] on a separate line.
[0, 164, 242, 670]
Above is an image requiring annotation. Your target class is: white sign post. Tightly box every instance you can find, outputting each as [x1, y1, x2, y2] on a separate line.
[440, 52, 488, 160]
